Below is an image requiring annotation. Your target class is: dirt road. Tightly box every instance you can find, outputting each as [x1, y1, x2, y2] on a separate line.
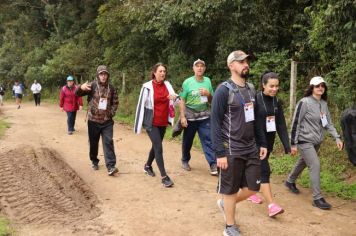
[0, 102, 355, 236]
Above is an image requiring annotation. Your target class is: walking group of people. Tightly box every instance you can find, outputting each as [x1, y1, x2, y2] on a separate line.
[2, 49, 345, 235]
[131, 50, 344, 236]
[0, 80, 42, 108]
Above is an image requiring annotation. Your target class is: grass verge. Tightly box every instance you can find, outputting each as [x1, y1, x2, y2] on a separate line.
[0, 217, 13, 236]
[270, 136, 356, 200]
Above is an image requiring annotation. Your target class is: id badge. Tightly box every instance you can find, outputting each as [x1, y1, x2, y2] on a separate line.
[200, 96, 208, 103]
[244, 102, 254, 122]
[321, 112, 328, 127]
[98, 98, 108, 110]
[266, 116, 276, 132]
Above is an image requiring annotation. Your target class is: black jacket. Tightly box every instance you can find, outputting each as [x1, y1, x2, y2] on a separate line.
[255, 91, 291, 153]
[341, 106, 356, 166]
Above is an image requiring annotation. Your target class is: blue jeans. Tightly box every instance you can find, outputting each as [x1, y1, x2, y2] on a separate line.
[182, 118, 216, 166]
[66, 111, 77, 132]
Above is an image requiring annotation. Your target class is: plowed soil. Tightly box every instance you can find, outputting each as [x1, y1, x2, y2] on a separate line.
[0, 102, 355, 236]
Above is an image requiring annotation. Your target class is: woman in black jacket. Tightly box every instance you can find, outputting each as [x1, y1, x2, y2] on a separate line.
[248, 71, 291, 217]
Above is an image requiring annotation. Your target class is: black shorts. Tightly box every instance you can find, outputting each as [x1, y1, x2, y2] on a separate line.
[217, 152, 261, 194]
[15, 93, 22, 99]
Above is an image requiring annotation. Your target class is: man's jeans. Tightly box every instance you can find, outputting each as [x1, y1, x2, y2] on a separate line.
[88, 120, 116, 170]
[66, 111, 77, 132]
[182, 118, 216, 166]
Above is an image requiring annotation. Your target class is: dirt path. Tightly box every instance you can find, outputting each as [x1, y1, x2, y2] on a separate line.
[0, 102, 355, 236]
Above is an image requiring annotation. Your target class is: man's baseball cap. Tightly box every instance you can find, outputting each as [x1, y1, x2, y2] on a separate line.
[310, 76, 326, 86]
[227, 50, 250, 65]
[96, 65, 109, 74]
[67, 76, 74, 81]
[193, 59, 205, 66]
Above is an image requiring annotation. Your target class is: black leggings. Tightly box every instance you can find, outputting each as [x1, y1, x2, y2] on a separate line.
[146, 126, 167, 177]
[261, 152, 271, 184]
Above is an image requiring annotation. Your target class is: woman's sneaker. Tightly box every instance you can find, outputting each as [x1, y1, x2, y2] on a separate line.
[144, 165, 155, 177]
[247, 194, 262, 204]
[268, 203, 284, 217]
[161, 176, 174, 187]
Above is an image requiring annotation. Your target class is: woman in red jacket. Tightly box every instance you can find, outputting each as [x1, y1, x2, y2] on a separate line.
[60, 76, 83, 135]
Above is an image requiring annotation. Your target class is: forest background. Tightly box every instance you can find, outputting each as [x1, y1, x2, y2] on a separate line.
[0, 0, 355, 199]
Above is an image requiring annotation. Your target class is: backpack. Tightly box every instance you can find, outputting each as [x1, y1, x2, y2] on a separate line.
[221, 80, 256, 105]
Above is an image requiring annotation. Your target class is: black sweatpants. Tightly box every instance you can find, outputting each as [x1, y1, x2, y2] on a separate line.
[88, 120, 116, 170]
[146, 126, 167, 177]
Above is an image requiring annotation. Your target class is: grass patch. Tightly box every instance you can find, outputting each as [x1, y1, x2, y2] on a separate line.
[270, 136, 356, 200]
[0, 217, 13, 236]
[0, 119, 10, 138]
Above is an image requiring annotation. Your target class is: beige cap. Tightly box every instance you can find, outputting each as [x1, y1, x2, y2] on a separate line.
[227, 50, 249, 65]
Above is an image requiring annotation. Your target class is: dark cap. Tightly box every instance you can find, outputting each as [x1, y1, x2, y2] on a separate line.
[96, 65, 109, 75]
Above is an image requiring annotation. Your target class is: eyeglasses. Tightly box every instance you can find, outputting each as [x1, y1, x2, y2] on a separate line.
[314, 83, 325, 88]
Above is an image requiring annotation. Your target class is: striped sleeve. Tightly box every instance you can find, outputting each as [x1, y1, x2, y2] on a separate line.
[290, 100, 306, 145]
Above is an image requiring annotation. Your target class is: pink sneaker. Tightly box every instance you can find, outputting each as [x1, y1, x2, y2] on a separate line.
[268, 203, 284, 217]
[247, 194, 262, 204]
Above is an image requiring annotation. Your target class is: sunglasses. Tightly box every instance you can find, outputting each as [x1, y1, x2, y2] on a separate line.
[314, 83, 325, 88]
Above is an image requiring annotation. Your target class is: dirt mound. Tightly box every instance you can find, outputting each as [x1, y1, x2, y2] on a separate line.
[0, 146, 101, 226]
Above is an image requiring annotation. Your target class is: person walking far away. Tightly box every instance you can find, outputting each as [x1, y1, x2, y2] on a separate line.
[248, 71, 292, 217]
[134, 63, 178, 187]
[60, 76, 83, 135]
[12, 80, 24, 109]
[285, 76, 343, 210]
[31, 80, 42, 106]
[0, 84, 5, 106]
[76, 65, 119, 176]
[178, 59, 217, 175]
[211, 50, 267, 236]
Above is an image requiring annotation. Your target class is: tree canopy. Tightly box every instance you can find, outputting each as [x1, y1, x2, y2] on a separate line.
[0, 0, 354, 108]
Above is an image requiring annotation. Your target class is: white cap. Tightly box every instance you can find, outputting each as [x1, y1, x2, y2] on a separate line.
[310, 76, 326, 86]
[193, 59, 205, 66]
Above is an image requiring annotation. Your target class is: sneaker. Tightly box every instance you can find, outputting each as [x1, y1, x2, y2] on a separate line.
[68, 131, 73, 135]
[210, 163, 218, 176]
[285, 181, 300, 194]
[247, 194, 262, 204]
[92, 164, 99, 170]
[217, 199, 226, 222]
[17, 105, 20, 109]
[144, 165, 155, 177]
[223, 225, 240, 236]
[268, 203, 284, 217]
[161, 176, 174, 187]
[312, 198, 331, 210]
[181, 162, 191, 171]
[108, 167, 118, 176]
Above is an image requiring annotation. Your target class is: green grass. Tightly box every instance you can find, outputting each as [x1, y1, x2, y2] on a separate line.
[0, 119, 10, 138]
[0, 217, 12, 236]
[270, 136, 356, 200]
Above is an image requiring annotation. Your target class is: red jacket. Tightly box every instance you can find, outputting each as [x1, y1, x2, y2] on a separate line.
[60, 85, 83, 112]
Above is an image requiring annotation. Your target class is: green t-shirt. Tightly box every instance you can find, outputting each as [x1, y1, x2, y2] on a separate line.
[180, 76, 214, 112]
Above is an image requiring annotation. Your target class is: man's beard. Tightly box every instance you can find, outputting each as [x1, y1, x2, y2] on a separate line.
[240, 69, 249, 79]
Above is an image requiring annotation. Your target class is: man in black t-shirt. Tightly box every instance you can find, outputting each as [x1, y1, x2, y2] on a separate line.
[211, 50, 267, 236]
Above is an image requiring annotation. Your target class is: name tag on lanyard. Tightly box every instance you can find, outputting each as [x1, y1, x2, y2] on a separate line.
[266, 116, 276, 132]
[98, 98, 108, 110]
[321, 112, 328, 127]
[244, 102, 255, 122]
